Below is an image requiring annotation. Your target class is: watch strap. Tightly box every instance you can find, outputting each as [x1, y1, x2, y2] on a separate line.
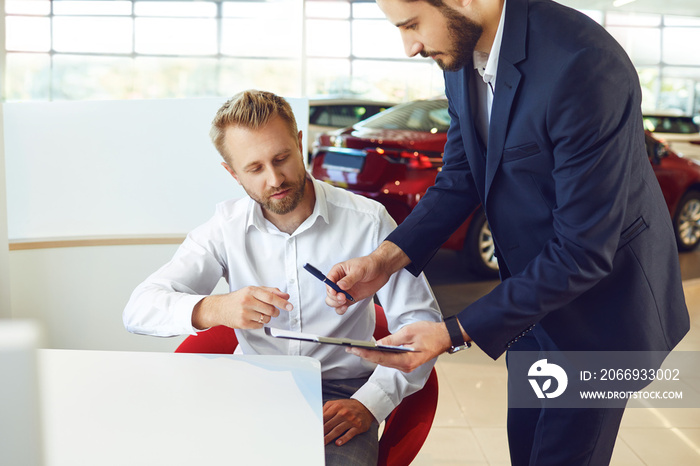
[444, 316, 470, 349]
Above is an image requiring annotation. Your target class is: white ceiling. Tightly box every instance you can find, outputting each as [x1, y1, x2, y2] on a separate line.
[559, 0, 700, 18]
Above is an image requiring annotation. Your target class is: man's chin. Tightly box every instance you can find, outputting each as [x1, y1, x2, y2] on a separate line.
[435, 58, 454, 72]
[263, 196, 301, 215]
[434, 54, 469, 72]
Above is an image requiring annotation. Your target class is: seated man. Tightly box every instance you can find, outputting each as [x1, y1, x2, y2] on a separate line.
[123, 90, 442, 466]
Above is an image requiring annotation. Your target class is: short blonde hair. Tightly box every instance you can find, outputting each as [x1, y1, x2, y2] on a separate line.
[210, 90, 298, 162]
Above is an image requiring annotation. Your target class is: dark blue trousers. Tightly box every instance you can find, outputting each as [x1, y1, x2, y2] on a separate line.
[506, 330, 626, 466]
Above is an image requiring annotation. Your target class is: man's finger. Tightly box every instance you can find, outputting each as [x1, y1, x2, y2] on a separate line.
[325, 287, 348, 314]
[376, 332, 406, 347]
[347, 347, 393, 365]
[325, 284, 346, 304]
[328, 263, 363, 293]
[262, 287, 290, 299]
[325, 294, 339, 307]
[346, 347, 414, 371]
[322, 410, 346, 445]
[335, 276, 355, 292]
[335, 428, 360, 446]
[255, 287, 293, 312]
[324, 424, 347, 446]
[325, 263, 347, 283]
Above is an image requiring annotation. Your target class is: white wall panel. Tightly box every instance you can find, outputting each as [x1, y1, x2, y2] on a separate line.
[4, 97, 309, 240]
[0, 106, 11, 317]
[9, 244, 233, 351]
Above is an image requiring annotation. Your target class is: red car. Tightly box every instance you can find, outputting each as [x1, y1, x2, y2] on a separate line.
[310, 99, 700, 278]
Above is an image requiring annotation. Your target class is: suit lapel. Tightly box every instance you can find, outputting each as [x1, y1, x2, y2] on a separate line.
[484, 0, 528, 201]
[484, 63, 521, 198]
[462, 69, 490, 198]
[463, 71, 487, 160]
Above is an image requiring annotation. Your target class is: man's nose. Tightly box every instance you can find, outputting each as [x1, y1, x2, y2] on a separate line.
[268, 168, 284, 187]
[402, 33, 423, 57]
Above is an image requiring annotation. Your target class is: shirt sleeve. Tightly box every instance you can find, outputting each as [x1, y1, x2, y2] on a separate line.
[350, 207, 443, 422]
[122, 216, 227, 337]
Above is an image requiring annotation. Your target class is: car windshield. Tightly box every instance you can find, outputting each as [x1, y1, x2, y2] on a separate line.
[643, 116, 700, 134]
[359, 100, 450, 133]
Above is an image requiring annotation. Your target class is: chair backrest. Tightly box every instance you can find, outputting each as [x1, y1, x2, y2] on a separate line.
[372, 304, 439, 466]
[175, 324, 239, 354]
[175, 304, 439, 466]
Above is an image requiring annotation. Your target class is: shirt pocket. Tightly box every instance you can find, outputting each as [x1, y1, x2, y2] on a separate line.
[502, 142, 541, 163]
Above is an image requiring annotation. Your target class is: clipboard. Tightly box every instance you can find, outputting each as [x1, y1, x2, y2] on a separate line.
[264, 327, 417, 353]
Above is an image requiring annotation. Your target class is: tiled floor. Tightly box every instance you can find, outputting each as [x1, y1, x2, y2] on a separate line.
[410, 262, 700, 465]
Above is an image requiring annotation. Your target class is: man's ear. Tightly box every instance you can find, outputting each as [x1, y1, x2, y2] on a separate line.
[221, 161, 240, 184]
[297, 130, 304, 154]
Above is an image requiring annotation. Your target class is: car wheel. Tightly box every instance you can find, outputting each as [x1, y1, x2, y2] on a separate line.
[674, 190, 700, 251]
[462, 209, 500, 279]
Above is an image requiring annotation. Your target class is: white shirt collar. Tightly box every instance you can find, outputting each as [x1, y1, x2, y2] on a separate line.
[246, 175, 330, 236]
[473, 0, 507, 86]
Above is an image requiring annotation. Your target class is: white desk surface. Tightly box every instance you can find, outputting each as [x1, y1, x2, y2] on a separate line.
[38, 349, 324, 466]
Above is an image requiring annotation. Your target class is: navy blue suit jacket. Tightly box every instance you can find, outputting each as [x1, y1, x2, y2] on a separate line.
[387, 0, 690, 360]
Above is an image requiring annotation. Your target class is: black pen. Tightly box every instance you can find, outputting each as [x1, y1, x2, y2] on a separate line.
[303, 263, 355, 302]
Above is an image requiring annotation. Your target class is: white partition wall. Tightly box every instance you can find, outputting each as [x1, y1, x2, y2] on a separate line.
[0, 321, 44, 466]
[0, 106, 10, 318]
[4, 97, 309, 351]
[4, 97, 309, 240]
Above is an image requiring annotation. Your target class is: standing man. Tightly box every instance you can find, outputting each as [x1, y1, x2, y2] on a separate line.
[325, 1, 691, 465]
[123, 90, 442, 466]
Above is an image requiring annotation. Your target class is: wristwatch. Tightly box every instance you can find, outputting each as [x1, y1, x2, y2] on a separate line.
[444, 316, 471, 354]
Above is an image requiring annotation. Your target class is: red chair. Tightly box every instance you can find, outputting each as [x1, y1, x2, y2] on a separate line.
[176, 304, 439, 466]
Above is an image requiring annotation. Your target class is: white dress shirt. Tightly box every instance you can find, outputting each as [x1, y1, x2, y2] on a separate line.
[123, 176, 442, 422]
[472, 0, 507, 145]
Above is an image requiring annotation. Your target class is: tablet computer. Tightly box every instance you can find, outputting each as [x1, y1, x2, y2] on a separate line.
[264, 327, 417, 353]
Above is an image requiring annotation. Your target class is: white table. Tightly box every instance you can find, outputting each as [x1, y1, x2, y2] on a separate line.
[38, 349, 324, 466]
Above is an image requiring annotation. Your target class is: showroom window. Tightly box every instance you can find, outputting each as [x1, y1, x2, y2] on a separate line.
[2, 0, 443, 103]
[2, 0, 700, 112]
[604, 11, 700, 114]
[304, 0, 443, 101]
[3, 0, 304, 100]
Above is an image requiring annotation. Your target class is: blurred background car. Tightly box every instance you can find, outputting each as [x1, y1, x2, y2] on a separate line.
[308, 98, 395, 159]
[310, 98, 499, 278]
[311, 99, 700, 279]
[647, 130, 700, 251]
[643, 113, 700, 160]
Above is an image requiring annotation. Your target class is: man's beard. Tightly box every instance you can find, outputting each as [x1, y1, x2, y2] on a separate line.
[423, 6, 482, 72]
[248, 172, 307, 215]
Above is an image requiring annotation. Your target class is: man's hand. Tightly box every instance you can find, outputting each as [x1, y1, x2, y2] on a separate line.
[347, 321, 453, 372]
[325, 241, 410, 315]
[323, 399, 375, 446]
[192, 286, 293, 330]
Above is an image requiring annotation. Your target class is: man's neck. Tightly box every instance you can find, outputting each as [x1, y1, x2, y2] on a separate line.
[263, 177, 316, 235]
[474, 0, 505, 54]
